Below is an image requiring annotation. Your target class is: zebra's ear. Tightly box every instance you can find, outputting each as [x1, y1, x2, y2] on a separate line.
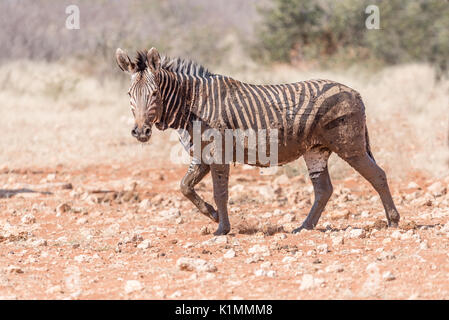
[147, 47, 161, 73]
[115, 48, 136, 73]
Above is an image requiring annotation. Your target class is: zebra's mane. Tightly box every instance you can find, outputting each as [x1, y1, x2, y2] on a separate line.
[135, 51, 213, 77]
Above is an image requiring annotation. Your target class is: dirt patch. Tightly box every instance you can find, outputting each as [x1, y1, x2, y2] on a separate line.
[0, 163, 448, 299]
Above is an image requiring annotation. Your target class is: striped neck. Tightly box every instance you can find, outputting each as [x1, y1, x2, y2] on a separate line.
[157, 69, 211, 131]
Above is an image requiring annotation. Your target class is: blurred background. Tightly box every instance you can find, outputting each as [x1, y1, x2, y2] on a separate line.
[0, 0, 448, 179]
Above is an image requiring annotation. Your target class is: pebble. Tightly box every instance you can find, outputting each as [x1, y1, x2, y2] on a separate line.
[427, 181, 446, 197]
[21, 214, 36, 224]
[382, 271, 396, 281]
[46, 285, 63, 294]
[391, 230, 402, 239]
[139, 199, 151, 210]
[348, 228, 365, 239]
[325, 263, 344, 273]
[199, 226, 210, 235]
[176, 257, 217, 273]
[248, 244, 270, 256]
[280, 213, 296, 224]
[124, 280, 143, 294]
[159, 208, 181, 220]
[56, 203, 71, 216]
[317, 244, 329, 254]
[32, 239, 47, 247]
[137, 239, 151, 249]
[282, 256, 297, 264]
[76, 217, 88, 225]
[223, 249, 236, 259]
[299, 274, 324, 290]
[332, 236, 344, 246]
[419, 240, 429, 250]
[6, 266, 24, 274]
[274, 233, 287, 240]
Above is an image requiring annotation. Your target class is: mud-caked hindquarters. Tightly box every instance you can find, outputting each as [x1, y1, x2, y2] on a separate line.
[314, 91, 367, 158]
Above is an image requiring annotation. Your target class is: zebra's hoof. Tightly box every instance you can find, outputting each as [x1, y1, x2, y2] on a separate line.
[388, 220, 399, 228]
[292, 224, 313, 234]
[213, 225, 230, 236]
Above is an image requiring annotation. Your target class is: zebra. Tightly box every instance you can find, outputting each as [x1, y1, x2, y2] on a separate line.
[115, 47, 400, 236]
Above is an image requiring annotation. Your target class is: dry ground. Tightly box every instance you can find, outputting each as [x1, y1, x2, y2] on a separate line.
[0, 61, 448, 299]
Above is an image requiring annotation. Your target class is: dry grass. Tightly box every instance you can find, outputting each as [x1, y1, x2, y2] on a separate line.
[0, 60, 448, 179]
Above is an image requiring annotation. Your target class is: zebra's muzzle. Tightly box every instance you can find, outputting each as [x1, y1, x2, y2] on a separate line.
[131, 124, 152, 143]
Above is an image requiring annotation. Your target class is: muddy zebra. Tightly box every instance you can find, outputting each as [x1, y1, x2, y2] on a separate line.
[115, 47, 400, 236]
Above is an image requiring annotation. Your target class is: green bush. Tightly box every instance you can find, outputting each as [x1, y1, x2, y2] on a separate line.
[255, 0, 449, 77]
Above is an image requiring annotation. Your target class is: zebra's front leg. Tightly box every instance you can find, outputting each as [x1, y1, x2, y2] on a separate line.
[293, 147, 333, 233]
[180, 161, 218, 223]
[210, 163, 231, 236]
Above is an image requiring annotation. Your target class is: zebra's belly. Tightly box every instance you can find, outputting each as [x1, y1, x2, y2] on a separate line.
[241, 138, 306, 167]
[177, 128, 308, 167]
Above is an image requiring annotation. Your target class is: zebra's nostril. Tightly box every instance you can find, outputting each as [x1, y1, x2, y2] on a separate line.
[144, 127, 151, 137]
[131, 127, 138, 137]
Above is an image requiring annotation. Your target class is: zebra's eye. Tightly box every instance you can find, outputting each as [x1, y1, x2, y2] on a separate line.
[127, 91, 131, 97]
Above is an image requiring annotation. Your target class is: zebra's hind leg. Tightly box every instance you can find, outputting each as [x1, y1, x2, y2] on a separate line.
[210, 163, 231, 236]
[340, 153, 400, 227]
[293, 147, 333, 233]
[180, 161, 218, 223]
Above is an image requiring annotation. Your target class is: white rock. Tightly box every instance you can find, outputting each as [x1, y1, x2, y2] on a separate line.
[299, 274, 324, 290]
[361, 211, 370, 218]
[139, 199, 151, 210]
[274, 233, 287, 240]
[407, 181, 420, 189]
[74, 255, 88, 263]
[400, 230, 414, 240]
[266, 270, 276, 278]
[168, 290, 182, 298]
[391, 230, 402, 239]
[349, 228, 365, 239]
[419, 240, 429, 250]
[248, 244, 270, 256]
[202, 235, 228, 246]
[382, 271, 396, 281]
[159, 208, 181, 220]
[32, 239, 47, 247]
[46, 285, 62, 294]
[137, 239, 151, 249]
[176, 257, 217, 272]
[317, 244, 329, 254]
[76, 217, 88, 225]
[282, 256, 297, 264]
[274, 174, 289, 185]
[280, 213, 296, 224]
[325, 263, 344, 273]
[124, 280, 143, 294]
[223, 249, 236, 259]
[428, 181, 446, 197]
[257, 186, 275, 201]
[260, 261, 272, 269]
[254, 269, 266, 277]
[56, 203, 71, 216]
[332, 236, 344, 246]
[21, 214, 36, 224]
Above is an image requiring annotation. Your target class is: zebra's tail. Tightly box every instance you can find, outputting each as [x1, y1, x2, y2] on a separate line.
[365, 125, 376, 163]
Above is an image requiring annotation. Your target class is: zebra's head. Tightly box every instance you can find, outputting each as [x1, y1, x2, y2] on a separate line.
[115, 47, 163, 143]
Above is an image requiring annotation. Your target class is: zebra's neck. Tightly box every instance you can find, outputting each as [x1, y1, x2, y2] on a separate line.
[158, 69, 214, 132]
